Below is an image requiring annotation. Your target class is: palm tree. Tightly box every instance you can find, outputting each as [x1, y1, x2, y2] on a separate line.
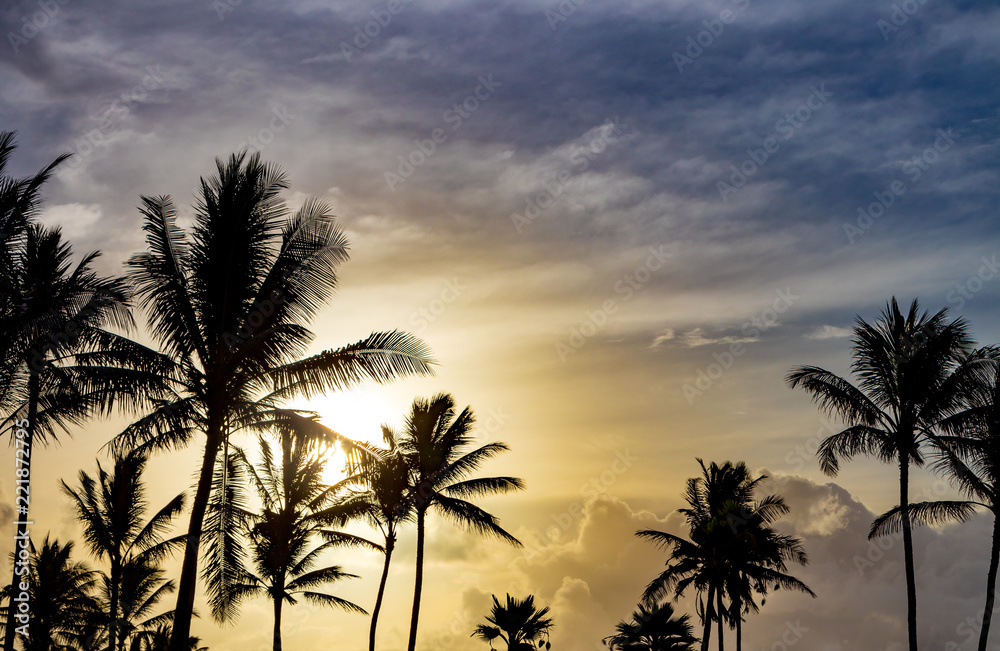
[870, 347, 1000, 651]
[472, 593, 553, 650]
[1, 221, 159, 651]
[129, 625, 209, 651]
[111, 559, 179, 651]
[114, 151, 435, 650]
[787, 297, 972, 651]
[345, 426, 414, 651]
[604, 602, 697, 651]
[61, 451, 186, 651]
[205, 414, 374, 651]
[637, 460, 813, 651]
[399, 394, 524, 651]
[0, 537, 100, 651]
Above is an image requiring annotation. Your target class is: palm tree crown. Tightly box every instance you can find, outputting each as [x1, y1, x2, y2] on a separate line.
[472, 593, 553, 650]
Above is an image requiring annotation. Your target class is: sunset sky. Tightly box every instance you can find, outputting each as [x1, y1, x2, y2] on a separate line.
[2, 0, 1000, 649]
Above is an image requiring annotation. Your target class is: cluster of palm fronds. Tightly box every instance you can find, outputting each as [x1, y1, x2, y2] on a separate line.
[0, 133, 525, 651]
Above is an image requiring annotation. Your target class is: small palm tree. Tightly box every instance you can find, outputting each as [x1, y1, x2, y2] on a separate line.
[604, 602, 697, 651]
[472, 594, 553, 650]
[61, 451, 186, 651]
[116, 152, 435, 651]
[206, 413, 374, 651]
[400, 394, 525, 651]
[129, 625, 209, 651]
[787, 297, 973, 651]
[638, 460, 813, 651]
[345, 426, 414, 651]
[0, 537, 100, 651]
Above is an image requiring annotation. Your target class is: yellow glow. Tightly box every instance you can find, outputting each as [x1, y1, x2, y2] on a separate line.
[302, 387, 395, 485]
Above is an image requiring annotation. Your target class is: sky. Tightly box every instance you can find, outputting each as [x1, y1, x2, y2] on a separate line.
[2, 0, 1000, 649]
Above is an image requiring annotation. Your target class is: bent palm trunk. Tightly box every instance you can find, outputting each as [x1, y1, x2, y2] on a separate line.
[979, 513, 1000, 651]
[700, 583, 715, 651]
[407, 510, 426, 651]
[900, 451, 918, 651]
[370, 534, 395, 651]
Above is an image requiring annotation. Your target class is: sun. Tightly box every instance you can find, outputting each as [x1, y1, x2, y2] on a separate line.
[301, 387, 398, 485]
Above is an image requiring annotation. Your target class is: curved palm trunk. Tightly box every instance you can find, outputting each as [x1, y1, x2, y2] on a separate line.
[169, 422, 224, 651]
[369, 533, 395, 651]
[273, 583, 284, 651]
[407, 509, 426, 651]
[717, 589, 725, 651]
[3, 367, 38, 651]
[700, 584, 715, 651]
[899, 450, 918, 651]
[978, 512, 1000, 651]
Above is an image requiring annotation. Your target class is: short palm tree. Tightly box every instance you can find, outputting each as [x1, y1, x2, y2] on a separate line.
[472, 593, 553, 650]
[61, 451, 186, 651]
[206, 413, 375, 651]
[344, 426, 414, 651]
[604, 602, 697, 651]
[787, 297, 973, 651]
[114, 152, 435, 650]
[129, 625, 209, 651]
[638, 460, 812, 651]
[0, 537, 100, 651]
[399, 394, 525, 651]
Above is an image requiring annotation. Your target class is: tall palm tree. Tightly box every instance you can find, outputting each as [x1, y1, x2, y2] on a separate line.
[603, 602, 697, 651]
[114, 152, 435, 650]
[345, 426, 414, 651]
[870, 347, 1000, 651]
[472, 593, 553, 650]
[206, 414, 374, 651]
[61, 451, 186, 651]
[787, 297, 972, 651]
[399, 394, 524, 651]
[0, 537, 100, 651]
[637, 460, 812, 651]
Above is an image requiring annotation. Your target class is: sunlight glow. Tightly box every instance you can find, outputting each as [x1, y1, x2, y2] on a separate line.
[302, 388, 397, 485]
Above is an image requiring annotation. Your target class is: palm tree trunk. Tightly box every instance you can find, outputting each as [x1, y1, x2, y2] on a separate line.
[3, 367, 38, 651]
[700, 584, 715, 651]
[717, 588, 725, 651]
[369, 533, 395, 651]
[273, 586, 284, 651]
[899, 449, 918, 651]
[978, 512, 1000, 651]
[169, 421, 224, 651]
[108, 569, 119, 651]
[407, 509, 426, 651]
[735, 599, 742, 651]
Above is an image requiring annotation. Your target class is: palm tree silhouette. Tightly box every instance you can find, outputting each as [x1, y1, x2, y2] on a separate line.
[128, 625, 209, 651]
[0, 537, 99, 651]
[638, 460, 812, 651]
[603, 602, 697, 651]
[114, 152, 435, 650]
[205, 413, 374, 651]
[61, 451, 186, 651]
[787, 297, 972, 651]
[399, 394, 524, 651]
[472, 593, 553, 650]
[869, 346, 1000, 651]
[344, 426, 414, 651]
[1, 221, 152, 651]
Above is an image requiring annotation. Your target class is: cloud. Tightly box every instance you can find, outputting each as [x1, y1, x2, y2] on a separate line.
[806, 325, 853, 340]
